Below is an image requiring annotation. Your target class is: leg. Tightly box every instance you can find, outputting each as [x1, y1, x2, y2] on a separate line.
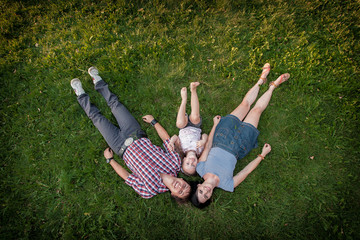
[189, 82, 201, 125]
[230, 64, 271, 121]
[176, 87, 188, 128]
[244, 73, 290, 128]
[230, 83, 261, 121]
[95, 80, 142, 136]
[243, 85, 275, 128]
[77, 94, 124, 153]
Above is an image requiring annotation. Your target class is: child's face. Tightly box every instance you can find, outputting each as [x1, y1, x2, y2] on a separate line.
[182, 154, 198, 175]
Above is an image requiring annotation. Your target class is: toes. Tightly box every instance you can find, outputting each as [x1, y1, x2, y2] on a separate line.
[190, 82, 200, 90]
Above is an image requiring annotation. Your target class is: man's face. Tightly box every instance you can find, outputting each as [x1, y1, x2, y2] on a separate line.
[169, 177, 191, 199]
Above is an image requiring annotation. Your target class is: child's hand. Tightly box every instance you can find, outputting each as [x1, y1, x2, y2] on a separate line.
[196, 139, 205, 148]
[169, 135, 178, 152]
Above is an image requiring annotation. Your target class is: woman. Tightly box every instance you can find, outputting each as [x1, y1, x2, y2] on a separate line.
[191, 63, 290, 207]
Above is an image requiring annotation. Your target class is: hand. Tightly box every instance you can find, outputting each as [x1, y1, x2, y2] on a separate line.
[104, 147, 114, 159]
[213, 115, 221, 125]
[196, 139, 205, 148]
[142, 115, 154, 123]
[169, 135, 178, 152]
[261, 143, 271, 157]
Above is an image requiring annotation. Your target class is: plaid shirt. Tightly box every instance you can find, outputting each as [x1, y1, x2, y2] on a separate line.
[123, 138, 181, 199]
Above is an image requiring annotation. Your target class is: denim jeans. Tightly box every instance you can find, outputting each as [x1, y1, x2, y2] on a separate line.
[77, 80, 146, 155]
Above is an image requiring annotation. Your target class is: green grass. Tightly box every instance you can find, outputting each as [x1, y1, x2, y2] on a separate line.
[1, 0, 359, 239]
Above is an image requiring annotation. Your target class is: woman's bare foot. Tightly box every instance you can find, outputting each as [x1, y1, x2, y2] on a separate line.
[270, 73, 290, 88]
[181, 87, 187, 101]
[258, 63, 271, 85]
[190, 82, 200, 92]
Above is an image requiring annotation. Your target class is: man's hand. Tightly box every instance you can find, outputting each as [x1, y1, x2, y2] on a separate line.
[104, 147, 114, 159]
[142, 115, 154, 123]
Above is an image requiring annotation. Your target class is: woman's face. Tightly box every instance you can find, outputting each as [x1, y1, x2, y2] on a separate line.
[196, 183, 213, 203]
[169, 177, 191, 199]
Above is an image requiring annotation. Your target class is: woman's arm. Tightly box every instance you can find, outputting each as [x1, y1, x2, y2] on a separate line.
[104, 148, 130, 180]
[198, 115, 221, 162]
[233, 143, 271, 188]
[142, 115, 170, 142]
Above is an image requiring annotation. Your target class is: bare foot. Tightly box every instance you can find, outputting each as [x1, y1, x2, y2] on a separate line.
[180, 87, 187, 101]
[258, 63, 271, 85]
[270, 73, 290, 88]
[190, 82, 200, 92]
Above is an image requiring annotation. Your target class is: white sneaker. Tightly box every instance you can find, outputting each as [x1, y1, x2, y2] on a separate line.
[88, 66, 102, 84]
[71, 78, 85, 96]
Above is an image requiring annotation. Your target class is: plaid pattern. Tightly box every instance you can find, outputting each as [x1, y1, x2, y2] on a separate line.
[124, 138, 181, 198]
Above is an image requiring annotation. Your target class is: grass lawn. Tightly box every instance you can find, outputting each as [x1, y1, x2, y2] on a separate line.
[1, 0, 359, 239]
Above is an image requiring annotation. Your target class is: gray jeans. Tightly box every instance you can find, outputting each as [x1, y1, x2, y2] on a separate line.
[77, 80, 146, 155]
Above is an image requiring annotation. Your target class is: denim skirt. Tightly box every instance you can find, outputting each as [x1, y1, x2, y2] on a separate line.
[212, 114, 260, 159]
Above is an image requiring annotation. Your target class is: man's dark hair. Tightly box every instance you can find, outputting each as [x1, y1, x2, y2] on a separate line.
[171, 194, 190, 205]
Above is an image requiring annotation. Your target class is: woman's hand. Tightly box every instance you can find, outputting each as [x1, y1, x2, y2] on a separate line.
[261, 143, 271, 157]
[104, 147, 114, 159]
[213, 115, 221, 125]
[142, 115, 154, 123]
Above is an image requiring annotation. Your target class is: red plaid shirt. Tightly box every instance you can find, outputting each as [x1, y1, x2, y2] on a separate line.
[123, 138, 181, 198]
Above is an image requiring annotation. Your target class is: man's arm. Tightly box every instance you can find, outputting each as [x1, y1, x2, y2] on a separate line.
[104, 148, 130, 180]
[142, 115, 170, 142]
[233, 143, 271, 188]
[199, 115, 221, 162]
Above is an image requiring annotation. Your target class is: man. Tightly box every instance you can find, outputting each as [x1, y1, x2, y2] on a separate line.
[70, 67, 190, 200]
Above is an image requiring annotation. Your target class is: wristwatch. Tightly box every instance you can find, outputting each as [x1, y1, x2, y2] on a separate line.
[150, 119, 158, 126]
[106, 158, 113, 163]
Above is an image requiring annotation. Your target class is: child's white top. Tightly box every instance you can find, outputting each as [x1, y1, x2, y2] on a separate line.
[179, 126, 203, 155]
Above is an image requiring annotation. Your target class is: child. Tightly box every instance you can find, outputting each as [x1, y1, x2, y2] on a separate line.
[173, 82, 208, 176]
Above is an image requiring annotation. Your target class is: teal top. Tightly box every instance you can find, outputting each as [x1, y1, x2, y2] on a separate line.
[196, 147, 237, 192]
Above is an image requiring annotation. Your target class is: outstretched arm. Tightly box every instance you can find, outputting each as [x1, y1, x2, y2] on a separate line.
[233, 143, 271, 188]
[142, 115, 170, 142]
[104, 148, 130, 180]
[199, 115, 221, 162]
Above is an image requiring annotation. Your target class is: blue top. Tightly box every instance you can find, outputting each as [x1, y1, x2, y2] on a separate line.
[196, 147, 237, 192]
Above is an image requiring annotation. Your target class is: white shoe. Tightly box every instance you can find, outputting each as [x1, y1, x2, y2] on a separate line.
[88, 66, 102, 84]
[71, 78, 85, 96]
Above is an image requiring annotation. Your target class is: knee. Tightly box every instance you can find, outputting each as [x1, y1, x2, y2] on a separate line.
[250, 106, 263, 115]
[189, 114, 201, 125]
[176, 120, 187, 129]
[240, 100, 250, 110]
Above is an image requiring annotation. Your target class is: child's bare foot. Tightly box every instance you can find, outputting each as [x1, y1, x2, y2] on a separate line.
[270, 73, 290, 88]
[190, 82, 200, 92]
[258, 63, 271, 85]
[180, 87, 187, 101]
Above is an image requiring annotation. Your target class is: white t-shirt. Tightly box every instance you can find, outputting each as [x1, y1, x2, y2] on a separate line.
[178, 126, 203, 155]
